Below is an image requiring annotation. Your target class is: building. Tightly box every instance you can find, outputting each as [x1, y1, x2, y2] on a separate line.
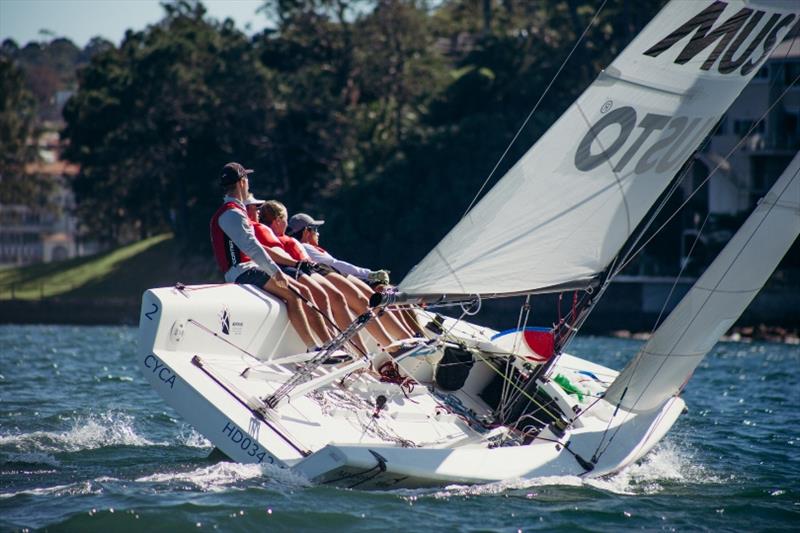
[700, 36, 800, 217]
[0, 136, 80, 267]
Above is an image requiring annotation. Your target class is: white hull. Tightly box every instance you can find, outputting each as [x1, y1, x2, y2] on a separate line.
[138, 283, 684, 489]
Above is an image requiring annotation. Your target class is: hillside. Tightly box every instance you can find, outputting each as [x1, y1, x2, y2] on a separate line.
[0, 234, 217, 302]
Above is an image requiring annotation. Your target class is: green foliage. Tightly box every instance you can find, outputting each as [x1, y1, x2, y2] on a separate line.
[63, 0, 276, 248]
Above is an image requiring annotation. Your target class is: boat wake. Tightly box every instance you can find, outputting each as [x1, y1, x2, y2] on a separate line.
[135, 462, 312, 491]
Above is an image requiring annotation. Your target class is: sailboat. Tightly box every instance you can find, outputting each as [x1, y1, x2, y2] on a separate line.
[138, 0, 800, 489]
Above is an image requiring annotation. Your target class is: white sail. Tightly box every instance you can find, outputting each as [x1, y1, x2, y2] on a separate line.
[400, 0, 799, 296]
[604, 152, 800, 414]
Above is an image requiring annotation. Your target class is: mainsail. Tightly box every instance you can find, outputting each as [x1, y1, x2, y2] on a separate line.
[400, 0, 798, 296]
[604, 152, 800, 413]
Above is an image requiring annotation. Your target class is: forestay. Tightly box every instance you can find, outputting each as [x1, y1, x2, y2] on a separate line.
[400, 0, 798, 296]
[604, 152, 800, 414]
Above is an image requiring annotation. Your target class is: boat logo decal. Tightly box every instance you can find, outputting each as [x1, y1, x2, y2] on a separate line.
[643, 1, 795, 76]
[218, 306, 245, 335]
[143, 354, 176, 389]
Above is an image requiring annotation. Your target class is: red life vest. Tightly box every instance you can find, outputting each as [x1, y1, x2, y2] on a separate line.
[279, 235, 309, 261]
[210, 201, 252, 274]
[253, 223, 283, 249]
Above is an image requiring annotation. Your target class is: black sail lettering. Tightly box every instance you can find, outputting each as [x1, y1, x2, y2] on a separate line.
[718, 11, 767, 74]
[575, 107, 637, 172]
[644, 2, 728, 58]
[719, 12, 776, 74]
[613, 113, 670, 173]
[675, 7, 753, 70]
[634, 117, 688, 175]
[741, 14, 797, 76]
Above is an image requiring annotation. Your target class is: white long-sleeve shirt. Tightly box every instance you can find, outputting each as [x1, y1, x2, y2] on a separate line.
[218, 196, 279, 282]
[302, 243, 372, 281]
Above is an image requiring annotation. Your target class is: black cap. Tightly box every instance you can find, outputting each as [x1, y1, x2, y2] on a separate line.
[220, 162, 253, 186]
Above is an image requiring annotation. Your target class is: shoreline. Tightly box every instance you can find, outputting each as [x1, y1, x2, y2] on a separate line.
[2, 296, 798, 345]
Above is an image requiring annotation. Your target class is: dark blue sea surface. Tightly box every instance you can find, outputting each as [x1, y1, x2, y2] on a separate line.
[1, 324, 798, 531]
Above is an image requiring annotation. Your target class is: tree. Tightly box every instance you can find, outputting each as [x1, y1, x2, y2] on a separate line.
[63, 0, 277, 248]
[0, 56, 50, 206]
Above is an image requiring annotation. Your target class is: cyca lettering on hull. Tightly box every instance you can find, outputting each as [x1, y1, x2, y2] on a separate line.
[143, 354, 176, 389]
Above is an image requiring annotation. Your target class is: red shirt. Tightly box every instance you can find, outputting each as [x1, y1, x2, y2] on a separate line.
[252, 224, 310, 262]
[253, 223, 283, 248]
[279, 235, 309, 262]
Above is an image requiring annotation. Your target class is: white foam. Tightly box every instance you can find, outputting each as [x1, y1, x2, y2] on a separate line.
[178, 426, 212, 449]
[0, 480, 102, 499]
[134, 461, 311, 492]
[0, 411, 156, 453]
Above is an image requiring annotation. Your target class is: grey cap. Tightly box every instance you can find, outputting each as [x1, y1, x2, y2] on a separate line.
[287, 213, 325, 236]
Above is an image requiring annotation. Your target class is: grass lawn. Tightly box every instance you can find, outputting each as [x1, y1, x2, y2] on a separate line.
[0, 234, 218, 300]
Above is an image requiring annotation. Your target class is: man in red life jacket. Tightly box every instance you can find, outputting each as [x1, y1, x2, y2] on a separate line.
[210, 162, 332, 349]
[243, 194, 368, 354]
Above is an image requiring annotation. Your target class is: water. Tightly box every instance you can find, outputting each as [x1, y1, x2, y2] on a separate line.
[1, 325, 798, 531]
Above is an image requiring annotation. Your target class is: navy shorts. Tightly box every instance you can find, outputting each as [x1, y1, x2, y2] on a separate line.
[235, 269, 271, 287]
[279, 265, 301, 279]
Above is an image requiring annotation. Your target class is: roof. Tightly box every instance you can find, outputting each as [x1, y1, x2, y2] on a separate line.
[24, 160, 79, 177]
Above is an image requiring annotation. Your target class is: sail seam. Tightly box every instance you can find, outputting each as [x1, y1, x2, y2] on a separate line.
[596, 70, 686, 97]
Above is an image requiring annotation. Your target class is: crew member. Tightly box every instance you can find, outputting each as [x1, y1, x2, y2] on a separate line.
[210, 162, 332, 349]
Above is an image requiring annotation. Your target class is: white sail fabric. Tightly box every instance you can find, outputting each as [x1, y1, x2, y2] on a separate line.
[604, 152, 800, 413]
[401, 0, 799, 296]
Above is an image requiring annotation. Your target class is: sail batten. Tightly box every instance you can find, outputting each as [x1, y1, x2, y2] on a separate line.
[400, 0, 798, 297]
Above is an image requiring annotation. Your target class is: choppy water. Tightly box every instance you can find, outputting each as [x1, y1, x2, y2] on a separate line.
[0, 324, 798, 531]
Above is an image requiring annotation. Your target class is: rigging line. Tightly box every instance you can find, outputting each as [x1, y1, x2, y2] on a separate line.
[286, 284, 368, 358]
[461, 0, 610, 218]
[611, 67, 800, 278]
[594, 162, 800, 461]
[501, 296, 532, 419]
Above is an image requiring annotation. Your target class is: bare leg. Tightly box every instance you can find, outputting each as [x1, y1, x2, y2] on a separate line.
[324, 273, 394, 347]
[265, 278, 333, 348]
[349, 277, 415, 339]
[307, 273, 368, 354]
